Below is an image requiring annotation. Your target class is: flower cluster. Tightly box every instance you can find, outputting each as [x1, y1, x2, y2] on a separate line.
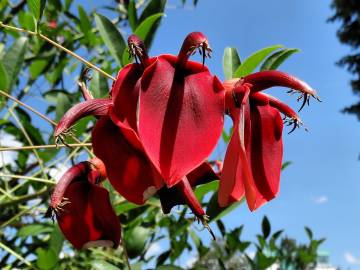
[47, 32, 318, 249]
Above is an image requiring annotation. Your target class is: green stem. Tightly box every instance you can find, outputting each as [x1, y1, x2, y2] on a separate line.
[0, 143, 92, 151]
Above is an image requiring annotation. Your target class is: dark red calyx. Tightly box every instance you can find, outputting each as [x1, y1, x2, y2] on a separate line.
[128, 34, 149, 66]
[177, 32, 212, 68]
[54, 98, 112, 145]
[225, 81, 252, 112]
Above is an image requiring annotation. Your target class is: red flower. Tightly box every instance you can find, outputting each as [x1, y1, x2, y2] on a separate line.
[218, 71, 319, 210]
[53, 33, 222, 230]
[45, 158, 121, 249]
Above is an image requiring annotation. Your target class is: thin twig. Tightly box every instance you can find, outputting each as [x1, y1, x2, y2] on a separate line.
[0, 22, 115, 81]
[8, 109, 48, 179]
[0, 241, 33, 268]
[0, 143, 92, 151]
[0, 174, 55, 184]
[0, 89, 56, 126]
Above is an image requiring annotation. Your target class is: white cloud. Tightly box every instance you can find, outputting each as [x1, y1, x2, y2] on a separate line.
[314, 195, 328, 204]
[47, 163, 70, 182]
[344, 252, 360, 265]
[0, 130, 23, 168]
[185, 255, 197, 268]
[145, 242, 162, 260]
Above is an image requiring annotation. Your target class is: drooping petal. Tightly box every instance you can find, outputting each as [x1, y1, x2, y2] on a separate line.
[187, 161, 219, 186]
[57, 181, 121, 249]
[92, 116, 163, 205]
[138, 56, 224, 187]
[218, 102, 258, 209]
[159, 162, 218, 214]
[54, 98, 112, 138]
[248, 102, 283, 206]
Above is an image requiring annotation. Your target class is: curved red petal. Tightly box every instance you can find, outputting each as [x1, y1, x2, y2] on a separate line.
[54, 98, 112, 137]
[92, 116, 163, 204]
[251, 92, 301, 121]
[57, 181, 120, 250]
[249, 103, 283, 208]
[138, 56, 224, 187]
[243, 70, 317, 97]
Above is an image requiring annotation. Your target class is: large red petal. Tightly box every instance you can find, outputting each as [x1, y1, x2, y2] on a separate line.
[249, 103, 283, 207]
[92, 116, 163, 204]
[139, 56, 224, 187]
[57, 181, 120, 250]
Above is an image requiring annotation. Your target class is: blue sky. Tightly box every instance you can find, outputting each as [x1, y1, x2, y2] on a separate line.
[145, 0, 360, 268]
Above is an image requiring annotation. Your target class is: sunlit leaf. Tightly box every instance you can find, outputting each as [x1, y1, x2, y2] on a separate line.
[95, 13, 126, 66]
[234, 45, 283, 77]
[223, 47, 241, 80]
[128, 0, 138, 31]
[194, 180, 219, 202]
[261, 48, 300, 71]
[2, 37, 28, 92]
[36, 248, 57, 270]
[135, 13, 164, 48]
[27, 0, 46, 22]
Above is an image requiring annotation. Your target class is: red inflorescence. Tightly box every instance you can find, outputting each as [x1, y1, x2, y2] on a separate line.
[50, 32, 318, 248]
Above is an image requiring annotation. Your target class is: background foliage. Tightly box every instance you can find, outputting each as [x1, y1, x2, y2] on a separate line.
[0, 0, 324, 269]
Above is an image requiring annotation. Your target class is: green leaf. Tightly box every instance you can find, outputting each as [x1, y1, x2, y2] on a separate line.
[261, 216, 271, 239]
[29, 59, 48, 79]
[36, 248, 57, 270]
[304, 226, 313, 240]
[48, 225, 64, 256]
[0, 60, 9, 91]
[89, 70, 108, 98]
[206, 191, 243, 223]
[128, 0, 138, 31]
[78, 5, 92, 33]
[95, 13, 126, 66]
[281, 161, 292, 170]
[124, 226, 151, 258]
[223, 47, 241, 80]
[115, 201, 141, 214]
[17, 224, 52, 238]
[234, 45, 283, 78]
[18, 10, 36, 31]
[194, 180, 219, 202]
[92, 260, 120, 270]
[2, 37, 28, 91]
[135, 13, 164, 47]
[139, 0, 166, 23]
[27, 0, 46, 22]
[260, 48, 300, 71]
